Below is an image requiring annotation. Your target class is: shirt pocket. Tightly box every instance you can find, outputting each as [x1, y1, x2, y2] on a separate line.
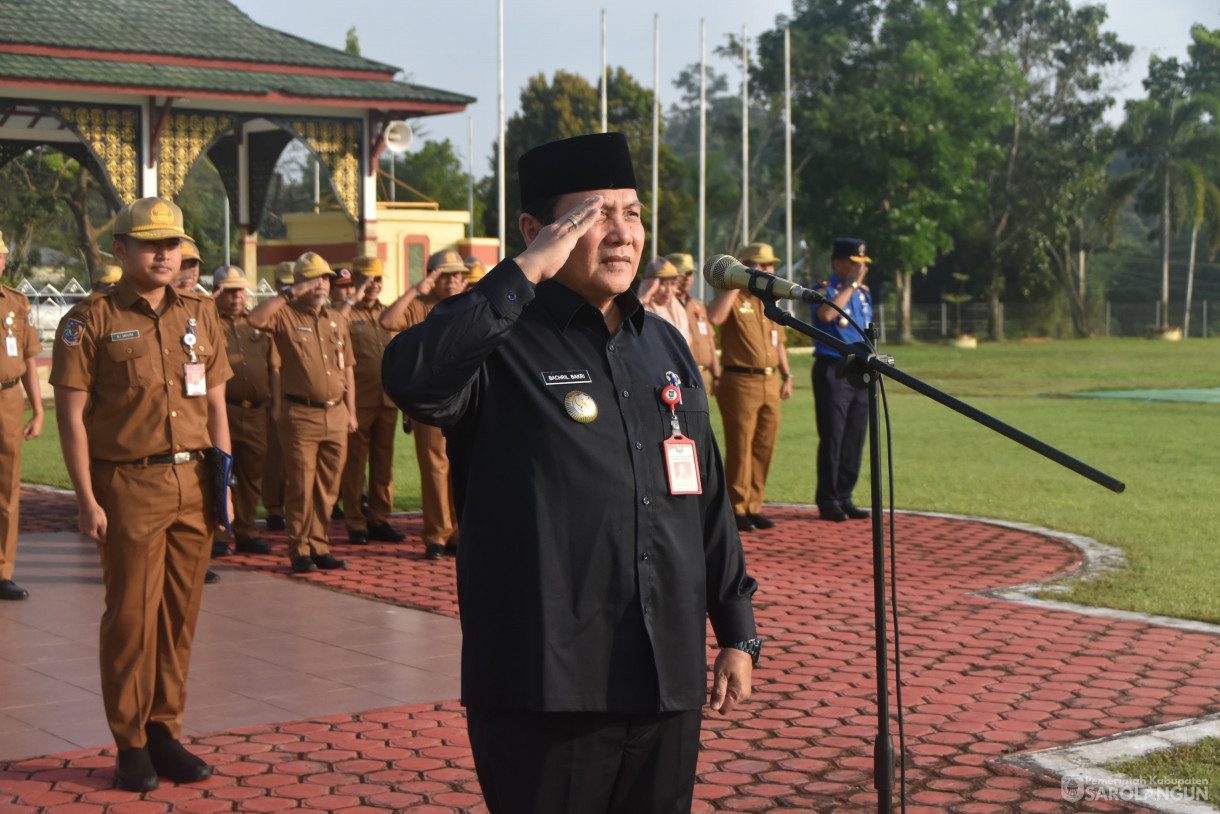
[102, 338, 155, 388]
[654, 384, 709, 438]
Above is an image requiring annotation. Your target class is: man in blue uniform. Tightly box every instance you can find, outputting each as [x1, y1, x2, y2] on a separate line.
[811, 237, 874, 521]
[382, 132, 759, 814]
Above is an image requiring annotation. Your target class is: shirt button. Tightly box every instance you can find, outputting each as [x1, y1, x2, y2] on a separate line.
[635, 442, 642, 450]
[641, 496, 650, 506]
[640, 552, 650, 561]
[170, 411, 177, 418]
[607, 343, 615, 352]
[507, 292, 517, 302]
[622, 390, 630, 398]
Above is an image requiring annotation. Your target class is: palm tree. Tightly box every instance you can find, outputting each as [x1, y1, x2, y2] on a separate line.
[1102, 61, 1220, 329]
[1179, 163, 1220, 336]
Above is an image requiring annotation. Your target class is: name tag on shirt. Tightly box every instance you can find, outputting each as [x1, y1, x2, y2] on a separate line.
[110, 330, 139, 342]
[295, 325, 313, 332]
[541, 369, 592, 386]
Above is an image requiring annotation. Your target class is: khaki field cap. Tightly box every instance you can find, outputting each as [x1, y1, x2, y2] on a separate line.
[93, 264, 123, 285]
[275, 261, 295, 286]
[463, 256, 487, 284]
[180, 236, 201, 262]
[294, 251, 335, 280]
[428, 249, 466, 274]
[666, 252, 695, 274]
[212, 265, 248, 290]
[351, 255, 385, 277]
[739, 242, 781, 266]
[642, 257, 678, 279]
[113, 197, 187, 241]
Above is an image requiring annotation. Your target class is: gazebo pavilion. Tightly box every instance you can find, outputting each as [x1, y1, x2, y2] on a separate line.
[0, 0, 493, 293]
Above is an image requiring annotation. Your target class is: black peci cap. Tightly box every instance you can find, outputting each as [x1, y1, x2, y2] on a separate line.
[518, 132, 638, 209]
[832, 238, 872, 263]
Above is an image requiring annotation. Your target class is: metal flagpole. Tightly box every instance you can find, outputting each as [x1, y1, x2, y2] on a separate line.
[601, 10, 608, 133]
[497, 0, 505, 260]
[652, 13, 660, 258]
[741, 25, 749, 247]
[468, 116, 475, 239]
[698, 18, 706, 301]
[784, 26, 793, 312]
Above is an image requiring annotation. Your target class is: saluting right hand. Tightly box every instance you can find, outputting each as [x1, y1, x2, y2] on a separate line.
[289, 277, 326, 299]
[514, 196, 603, 285]
[413, 269, 442, 298]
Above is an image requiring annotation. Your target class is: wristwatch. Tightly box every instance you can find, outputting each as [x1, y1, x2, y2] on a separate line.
[723, 637, 763, 665]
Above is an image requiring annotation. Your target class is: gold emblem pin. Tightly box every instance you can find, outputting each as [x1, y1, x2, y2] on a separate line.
[564, 390, 598, 424]
[838, 317, 849, 328]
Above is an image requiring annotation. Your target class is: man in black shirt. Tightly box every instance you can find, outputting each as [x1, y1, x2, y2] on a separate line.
[382, 132, 759, 814]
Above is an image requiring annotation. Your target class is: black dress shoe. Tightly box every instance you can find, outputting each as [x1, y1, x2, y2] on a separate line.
[211, 540, 231, 558]
[348, 529, 369, 545]
[290, 555, 317, 573]
[367, 523, 406, 542]
[424, 543, 445, 560]
[115, 746, 158, 791]
[444, 535, 459, 556]
[311, 553, 346, 570]
[0, 579, 29, 600]
[234, 536, 271, 554]
[734, 514, 755, 532]
[819, 504, 848, 522]
[748, 513, 777, 530]
[204, 569, 220, 584]
[146, 723, 212, 783]
[265, 515, 286, 532]
[842, 501, 871, 520]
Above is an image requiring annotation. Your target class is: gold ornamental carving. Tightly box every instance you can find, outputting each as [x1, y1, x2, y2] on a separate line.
[290, 119, 362, 222]
[157, 113, 233, 202]
[54, 105, 140, 203]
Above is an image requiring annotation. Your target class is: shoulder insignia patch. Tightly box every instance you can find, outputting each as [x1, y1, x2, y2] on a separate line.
[63, 319, 86, 347]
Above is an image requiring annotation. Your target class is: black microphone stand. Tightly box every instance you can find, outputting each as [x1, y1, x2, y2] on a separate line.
[744, 277, 1124, 814]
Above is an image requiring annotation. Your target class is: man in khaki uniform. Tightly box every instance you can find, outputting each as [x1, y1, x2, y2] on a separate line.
[335, 256, 405, 545]
[707, 242, 793, 533]
[463, 256, 487, 289]
[669, 252, 721, 391]
[0, 230, 44, 601]
[262, 261, 294, 532]
[379, 248, 465, 559]
[213, 266, 275, 555]
[248, 252, 354, 573]
[51, 197, 232, 791]
[175, 237, 202, 291]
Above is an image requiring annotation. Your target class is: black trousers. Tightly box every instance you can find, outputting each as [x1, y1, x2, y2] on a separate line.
[812, 355, 869, 508]
[466, 707, 702, 814]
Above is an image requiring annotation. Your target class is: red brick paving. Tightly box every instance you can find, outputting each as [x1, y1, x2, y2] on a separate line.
[7, 488, 1219, 812]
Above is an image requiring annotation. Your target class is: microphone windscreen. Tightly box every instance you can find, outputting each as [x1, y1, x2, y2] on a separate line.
[704, 254, 737, 290]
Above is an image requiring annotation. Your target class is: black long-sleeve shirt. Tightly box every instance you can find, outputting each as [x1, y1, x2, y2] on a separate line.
[382, 260, 757, 713]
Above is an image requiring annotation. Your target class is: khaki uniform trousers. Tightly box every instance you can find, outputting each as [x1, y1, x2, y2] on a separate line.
[716, 371, 782, 516]
[0, 386, 24, 581]
[262, 413, 286, 519]
[90, 457, 211, 749]
[340, 404, 397, 532]
[226, 404, 269, 542]
[413, 421, 457, 546]
[282, 402, 348, 559]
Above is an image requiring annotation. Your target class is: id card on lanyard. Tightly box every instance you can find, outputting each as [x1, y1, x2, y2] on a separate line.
[183, 318, 206, 397]
[660, 375, 702, 495]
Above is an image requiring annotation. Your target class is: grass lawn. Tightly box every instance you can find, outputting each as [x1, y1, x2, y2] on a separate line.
[21, 337, 1220, 622]
[1106, 737, 1220, 805]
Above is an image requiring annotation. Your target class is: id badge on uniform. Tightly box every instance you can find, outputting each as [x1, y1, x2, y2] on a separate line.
[771, 329, 779, 347]
[697, 321, 708, 336]
[663, 435, 702, 495]
[338, 350, 345, 370]
[5, 335, 16, 358]
[184, 362, 207, 397]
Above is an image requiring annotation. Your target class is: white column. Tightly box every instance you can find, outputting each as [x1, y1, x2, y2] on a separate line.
[652, 13, 660, 258]
[698, 19, 706, 300]
[140, 97, 158, 198]
[741, 26, 749, 246]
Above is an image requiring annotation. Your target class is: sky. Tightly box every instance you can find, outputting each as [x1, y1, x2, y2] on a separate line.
[238, 0, 1219, 175]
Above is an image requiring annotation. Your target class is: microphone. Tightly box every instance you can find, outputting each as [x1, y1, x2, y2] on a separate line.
[703, 255, 825, 304]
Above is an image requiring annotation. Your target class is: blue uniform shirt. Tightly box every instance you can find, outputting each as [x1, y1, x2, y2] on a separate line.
[809, 273, 872, 359]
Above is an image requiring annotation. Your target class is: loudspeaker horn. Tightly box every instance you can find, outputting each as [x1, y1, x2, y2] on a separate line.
[383, 120, 414, 154]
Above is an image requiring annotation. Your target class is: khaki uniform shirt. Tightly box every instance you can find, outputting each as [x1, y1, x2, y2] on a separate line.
[220, 313, 279, 405]
[347, 300, 395, 409]
[682, 296, 717, 370]
[264, 301, 352, 403]
[719, 293, 786, 370]
[0, 286, 42, 383]
[49, 278, 232, 462]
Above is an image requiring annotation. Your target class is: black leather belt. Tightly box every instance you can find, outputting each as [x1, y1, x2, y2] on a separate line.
[0, 379, 17, 390]
[285, 394, 343, 408]
[226, 397, 265, 409]
[723, 365, 775, 375]
[124, 450, 203, 467]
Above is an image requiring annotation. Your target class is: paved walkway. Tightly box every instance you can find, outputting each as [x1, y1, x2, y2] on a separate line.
[4, 488, 1220, 813]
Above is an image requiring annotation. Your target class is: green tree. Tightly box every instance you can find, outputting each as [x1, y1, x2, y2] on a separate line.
[481, 68, 692, 257]
[385, 138, 485, 234]
[345, 27, 361, 56]
[1104, 56, 1220, 329]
